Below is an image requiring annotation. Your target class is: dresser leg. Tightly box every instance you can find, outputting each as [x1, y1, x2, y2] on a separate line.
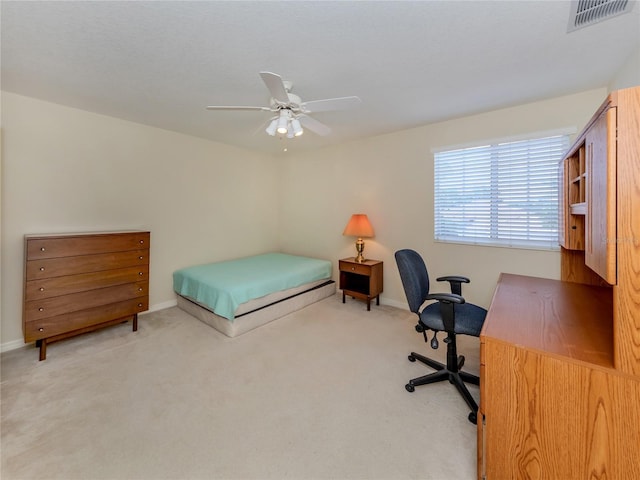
[39, 339, 47, 361]
[133, 313, 138, 332]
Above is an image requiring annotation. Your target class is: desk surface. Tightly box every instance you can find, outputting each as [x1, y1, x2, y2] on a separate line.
[481, 273, 614, 368]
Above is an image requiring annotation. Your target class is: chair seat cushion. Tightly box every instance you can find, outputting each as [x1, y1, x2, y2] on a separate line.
[420, 302, 486, 337]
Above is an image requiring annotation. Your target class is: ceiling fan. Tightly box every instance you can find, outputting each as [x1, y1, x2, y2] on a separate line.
[206, 71, 361, 138]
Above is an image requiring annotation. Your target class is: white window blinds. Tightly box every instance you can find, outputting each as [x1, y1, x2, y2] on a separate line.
[434, 134, 570, 250]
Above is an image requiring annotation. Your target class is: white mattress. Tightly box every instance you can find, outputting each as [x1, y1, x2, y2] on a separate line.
[177, 280, 336, 337]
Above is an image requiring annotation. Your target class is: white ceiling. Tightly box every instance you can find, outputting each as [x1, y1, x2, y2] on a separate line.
[2, 1, 639, 155]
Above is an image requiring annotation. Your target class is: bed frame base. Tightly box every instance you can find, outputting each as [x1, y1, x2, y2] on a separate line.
[177, 280, 336, 337]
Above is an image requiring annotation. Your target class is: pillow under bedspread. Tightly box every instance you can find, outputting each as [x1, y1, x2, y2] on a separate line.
[173, 253, 332, 321]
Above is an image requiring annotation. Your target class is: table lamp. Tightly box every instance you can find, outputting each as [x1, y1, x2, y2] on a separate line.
[343, 214, 375, 263]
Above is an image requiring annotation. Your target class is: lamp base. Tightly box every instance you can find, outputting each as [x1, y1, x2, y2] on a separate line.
[355, 238, 366, 263]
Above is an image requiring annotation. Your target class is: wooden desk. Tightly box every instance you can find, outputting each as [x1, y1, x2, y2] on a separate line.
[478, 273, 640, 479]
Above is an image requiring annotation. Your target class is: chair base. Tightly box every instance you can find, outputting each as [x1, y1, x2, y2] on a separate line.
[406, 351, 480, 424]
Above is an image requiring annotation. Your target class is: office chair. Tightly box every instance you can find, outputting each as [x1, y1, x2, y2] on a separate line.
[395, 249, 487, 424]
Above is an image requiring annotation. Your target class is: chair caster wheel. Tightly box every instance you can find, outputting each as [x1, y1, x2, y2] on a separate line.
[468, 412, 477, 424]
[458, 355, 465, 369]
[405, 383, 415, 392]
[408, 355, 416, 362]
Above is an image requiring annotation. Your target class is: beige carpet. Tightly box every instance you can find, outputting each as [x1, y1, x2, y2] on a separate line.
[1, 293, 479, 480]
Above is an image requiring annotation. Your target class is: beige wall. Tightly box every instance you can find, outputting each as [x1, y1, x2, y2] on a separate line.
[1, 92, 280, 346]
[278, 88, 608, 310]
[609, 46, 640, 91]
[0, 87, 613, 348]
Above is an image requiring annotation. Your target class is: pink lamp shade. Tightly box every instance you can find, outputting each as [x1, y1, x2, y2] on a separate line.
[342, 214, 374, 238]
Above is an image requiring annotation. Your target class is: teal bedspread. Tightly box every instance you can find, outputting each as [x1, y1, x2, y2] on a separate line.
[173, 253, 332, 321]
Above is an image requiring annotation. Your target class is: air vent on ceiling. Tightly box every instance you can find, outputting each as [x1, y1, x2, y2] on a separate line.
[567, 0, 634, 32]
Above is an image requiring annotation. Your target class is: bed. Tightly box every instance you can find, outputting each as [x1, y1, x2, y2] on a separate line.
[173, 253, 335, 337]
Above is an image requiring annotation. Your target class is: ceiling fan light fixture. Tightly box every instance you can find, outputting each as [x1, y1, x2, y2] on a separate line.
[291, 118, 304, 137]
[276, 110, 289, 134]
[206, 71, 359, 140]
[265, 118, 278, 136]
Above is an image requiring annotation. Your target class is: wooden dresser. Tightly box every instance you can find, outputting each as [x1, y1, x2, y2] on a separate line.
[478, 86, 640, 478]
[23, 231, 150, 360]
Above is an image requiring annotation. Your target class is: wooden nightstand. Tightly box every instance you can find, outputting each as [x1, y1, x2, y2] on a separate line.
[339, 257, 383, 311]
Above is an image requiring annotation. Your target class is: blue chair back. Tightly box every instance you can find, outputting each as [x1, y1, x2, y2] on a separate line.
[395, 249, 430, 314]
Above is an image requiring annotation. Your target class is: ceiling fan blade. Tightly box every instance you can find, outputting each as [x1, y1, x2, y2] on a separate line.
[259, 71, 290, 104]
[206, 105, 272, 111]
[298, 114, 332, 136]
[301, 96, 361, 113]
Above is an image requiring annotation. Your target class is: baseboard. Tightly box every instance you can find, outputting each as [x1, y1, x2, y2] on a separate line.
[0, 338, 27, 353]
[141, 299, 178, 314]
[1, 299, 179, 354]
[2, 297, 401, 353]
[380, 297, 409, 310]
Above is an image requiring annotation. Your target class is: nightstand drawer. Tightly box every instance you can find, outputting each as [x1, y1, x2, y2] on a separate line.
[339, 260, 371, 276]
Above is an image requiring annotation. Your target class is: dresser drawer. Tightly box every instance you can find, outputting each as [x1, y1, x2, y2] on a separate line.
[26, 232, 150, 260]
[339, 260, 371, 276]
[26, 249, 149, 280]
[25, 265, 149, 301]
[25, 281, 147, 321]
[24, 297, 149, 342]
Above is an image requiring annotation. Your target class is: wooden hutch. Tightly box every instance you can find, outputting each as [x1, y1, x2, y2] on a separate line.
[478, 87, 640, 479]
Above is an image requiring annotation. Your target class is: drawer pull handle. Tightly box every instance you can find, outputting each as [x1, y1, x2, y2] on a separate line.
[40, 267, 45, 271]
[139, 272, 144, 276]
[38, 307, 44, 312]
[139, 256, 144, 260]
[138, 303, 143, 307]
[38, 328, 44, 332]
[139, 240, 144, 244]
[40, 247, 46, 252]
[351, 267, 355, 271]
[39, 287, 45, 292]
[138, 287, 143, 292]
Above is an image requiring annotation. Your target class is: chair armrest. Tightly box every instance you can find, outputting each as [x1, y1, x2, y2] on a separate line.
[437, 275, 470, 284]
[425, 292, 465, 304]
[437, 275, 470, 296]
[423, 292, 465, 333]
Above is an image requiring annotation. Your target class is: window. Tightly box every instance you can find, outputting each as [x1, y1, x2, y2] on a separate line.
[434, 132, 571, 250]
